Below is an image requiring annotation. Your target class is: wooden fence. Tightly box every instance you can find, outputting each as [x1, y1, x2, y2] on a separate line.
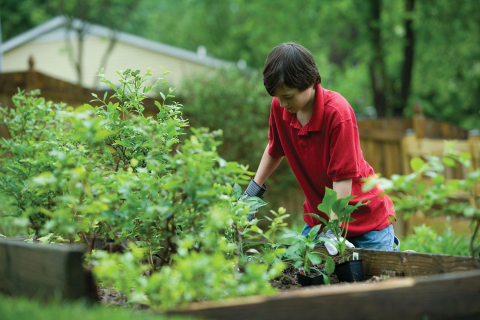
[358, 102, 469, 179]
[0, 69, 161, 119]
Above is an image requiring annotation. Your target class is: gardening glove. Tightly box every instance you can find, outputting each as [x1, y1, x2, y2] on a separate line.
[242, 178, 267, 220]
[318, 228, 355, 256]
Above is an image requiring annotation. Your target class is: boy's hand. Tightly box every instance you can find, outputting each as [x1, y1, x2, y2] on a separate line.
[242, 178, 267, 220]
[318, 228, 355, 256]
[243, 178, 267, 200]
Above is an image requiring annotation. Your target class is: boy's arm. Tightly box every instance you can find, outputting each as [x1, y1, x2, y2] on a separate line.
[253, 144, 284, 186]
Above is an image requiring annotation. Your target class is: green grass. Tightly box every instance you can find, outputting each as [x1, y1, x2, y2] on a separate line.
[0, 294, 196, 320]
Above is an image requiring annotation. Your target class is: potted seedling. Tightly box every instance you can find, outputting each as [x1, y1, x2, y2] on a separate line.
[307, 187, 369, 283]
[281, 224, 335, 286]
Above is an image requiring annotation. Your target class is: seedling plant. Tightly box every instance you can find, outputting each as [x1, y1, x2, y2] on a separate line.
[306, 188, 368, 263]
[281, 224, 335, 283]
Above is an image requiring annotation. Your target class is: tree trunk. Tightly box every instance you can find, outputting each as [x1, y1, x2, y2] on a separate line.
[367, 0, 389, 118]
[395, 0, 416, 116]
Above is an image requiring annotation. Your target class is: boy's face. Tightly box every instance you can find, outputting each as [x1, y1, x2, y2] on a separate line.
[273, 84, 315, 114]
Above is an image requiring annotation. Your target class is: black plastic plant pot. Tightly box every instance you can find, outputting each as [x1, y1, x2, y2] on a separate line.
[296, 269, 326, 287]
[335, 260, 364, 282]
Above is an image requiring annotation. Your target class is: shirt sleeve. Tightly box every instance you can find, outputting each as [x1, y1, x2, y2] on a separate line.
[267, 101, 285, 157]
[327, 119, 360, 181]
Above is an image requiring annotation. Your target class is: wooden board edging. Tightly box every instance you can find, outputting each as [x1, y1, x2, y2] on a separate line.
[312, 246, 480, 277]
[0, 239, 98, 301]
[167, 269, 480, 320]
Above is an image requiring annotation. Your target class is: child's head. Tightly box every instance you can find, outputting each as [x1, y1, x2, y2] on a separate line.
[263, 42, 321, 97]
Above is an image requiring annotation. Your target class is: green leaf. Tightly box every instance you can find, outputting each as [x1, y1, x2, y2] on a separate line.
[432, 174, 445, 186]
[307, 224, 321, 241]
[303, 213, 328, 226]
[284, 242, 301, 256]
[232, 183, 242, 198]
[460, 152, 471, 161]
[442, 157, 456, 167]
[317, 187, 337, 217]
[281, 231, 298, 239]
[324, 256, 335, 274]
[411, 158, 425, 172]
[307, 251, 322, 265]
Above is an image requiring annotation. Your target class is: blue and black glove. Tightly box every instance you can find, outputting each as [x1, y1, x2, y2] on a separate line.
[242, 178, 267, 220]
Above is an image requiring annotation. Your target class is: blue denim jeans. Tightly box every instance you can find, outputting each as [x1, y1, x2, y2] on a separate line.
[300, 223, 400, 251]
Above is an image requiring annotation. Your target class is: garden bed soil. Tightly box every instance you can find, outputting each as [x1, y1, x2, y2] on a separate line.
[270, 256, 388, 292]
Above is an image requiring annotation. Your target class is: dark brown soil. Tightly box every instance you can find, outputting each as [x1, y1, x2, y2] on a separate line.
[98, 287, 127, 306]
[98, 287, 150, 310]
[270, 256, 389, 292]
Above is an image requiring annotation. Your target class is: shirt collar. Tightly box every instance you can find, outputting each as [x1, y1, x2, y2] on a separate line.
[282, 84, 324, 133]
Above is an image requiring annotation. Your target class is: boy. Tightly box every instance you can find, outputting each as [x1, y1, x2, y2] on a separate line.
[244, 42, 399, 254]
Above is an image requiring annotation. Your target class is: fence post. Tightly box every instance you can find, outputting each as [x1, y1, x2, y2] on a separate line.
[469, 130, 480, 170]
[412, 102, 426, 139]
[401, 128, 417, 175]
[468, 130, 480, 198]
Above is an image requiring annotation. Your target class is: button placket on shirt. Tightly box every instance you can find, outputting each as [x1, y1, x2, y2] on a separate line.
[298, 126, 310, 148]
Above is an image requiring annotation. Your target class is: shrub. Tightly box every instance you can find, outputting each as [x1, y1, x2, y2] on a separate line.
[0, 68, 286, 309]
[363, 142, 480, 258]
[401, 223, 471, 256]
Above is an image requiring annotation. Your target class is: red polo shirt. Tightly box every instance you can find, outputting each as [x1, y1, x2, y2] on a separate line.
[268, 84, 395, 237]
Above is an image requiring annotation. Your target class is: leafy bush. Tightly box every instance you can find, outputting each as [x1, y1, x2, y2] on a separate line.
[363, 142, 480, 258]
[401, 223, 471, 256]
[0, 68, 286, 309]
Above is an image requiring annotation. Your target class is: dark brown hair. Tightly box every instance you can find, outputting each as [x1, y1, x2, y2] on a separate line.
[263, 42, 321, 96]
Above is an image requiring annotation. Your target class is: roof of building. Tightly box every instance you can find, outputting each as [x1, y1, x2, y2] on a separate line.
[1, 16, 228, 68]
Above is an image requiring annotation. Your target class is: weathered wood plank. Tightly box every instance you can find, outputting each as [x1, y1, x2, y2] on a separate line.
[312, 247, 479, 277]
[168, 269, 480, 320]
[358, 127, 404, 142]
[0, 239, 98, 301]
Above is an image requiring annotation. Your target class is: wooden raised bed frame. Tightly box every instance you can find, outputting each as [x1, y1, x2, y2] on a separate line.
[167, 247, 480, 320]
[1, 240, 479, 319]
[0, 239, 98, 301]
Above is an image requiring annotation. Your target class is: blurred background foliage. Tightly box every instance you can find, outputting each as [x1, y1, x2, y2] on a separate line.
[2, 0, 480, 212]
[2, 0, 480, 127]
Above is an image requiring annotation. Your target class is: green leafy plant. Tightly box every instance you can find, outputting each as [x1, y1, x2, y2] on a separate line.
[281, 224, 335, 282]
[245, 207, 289, 267]
[401, 223, 471, 256]
[307, 188, 368, 263]
[0, 90, 72, 237]
[0, 67, 290, 309]
[363, 142, 480, 259]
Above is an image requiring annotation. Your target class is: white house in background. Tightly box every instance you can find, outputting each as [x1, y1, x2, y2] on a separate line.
[1, 16, 228, 94]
